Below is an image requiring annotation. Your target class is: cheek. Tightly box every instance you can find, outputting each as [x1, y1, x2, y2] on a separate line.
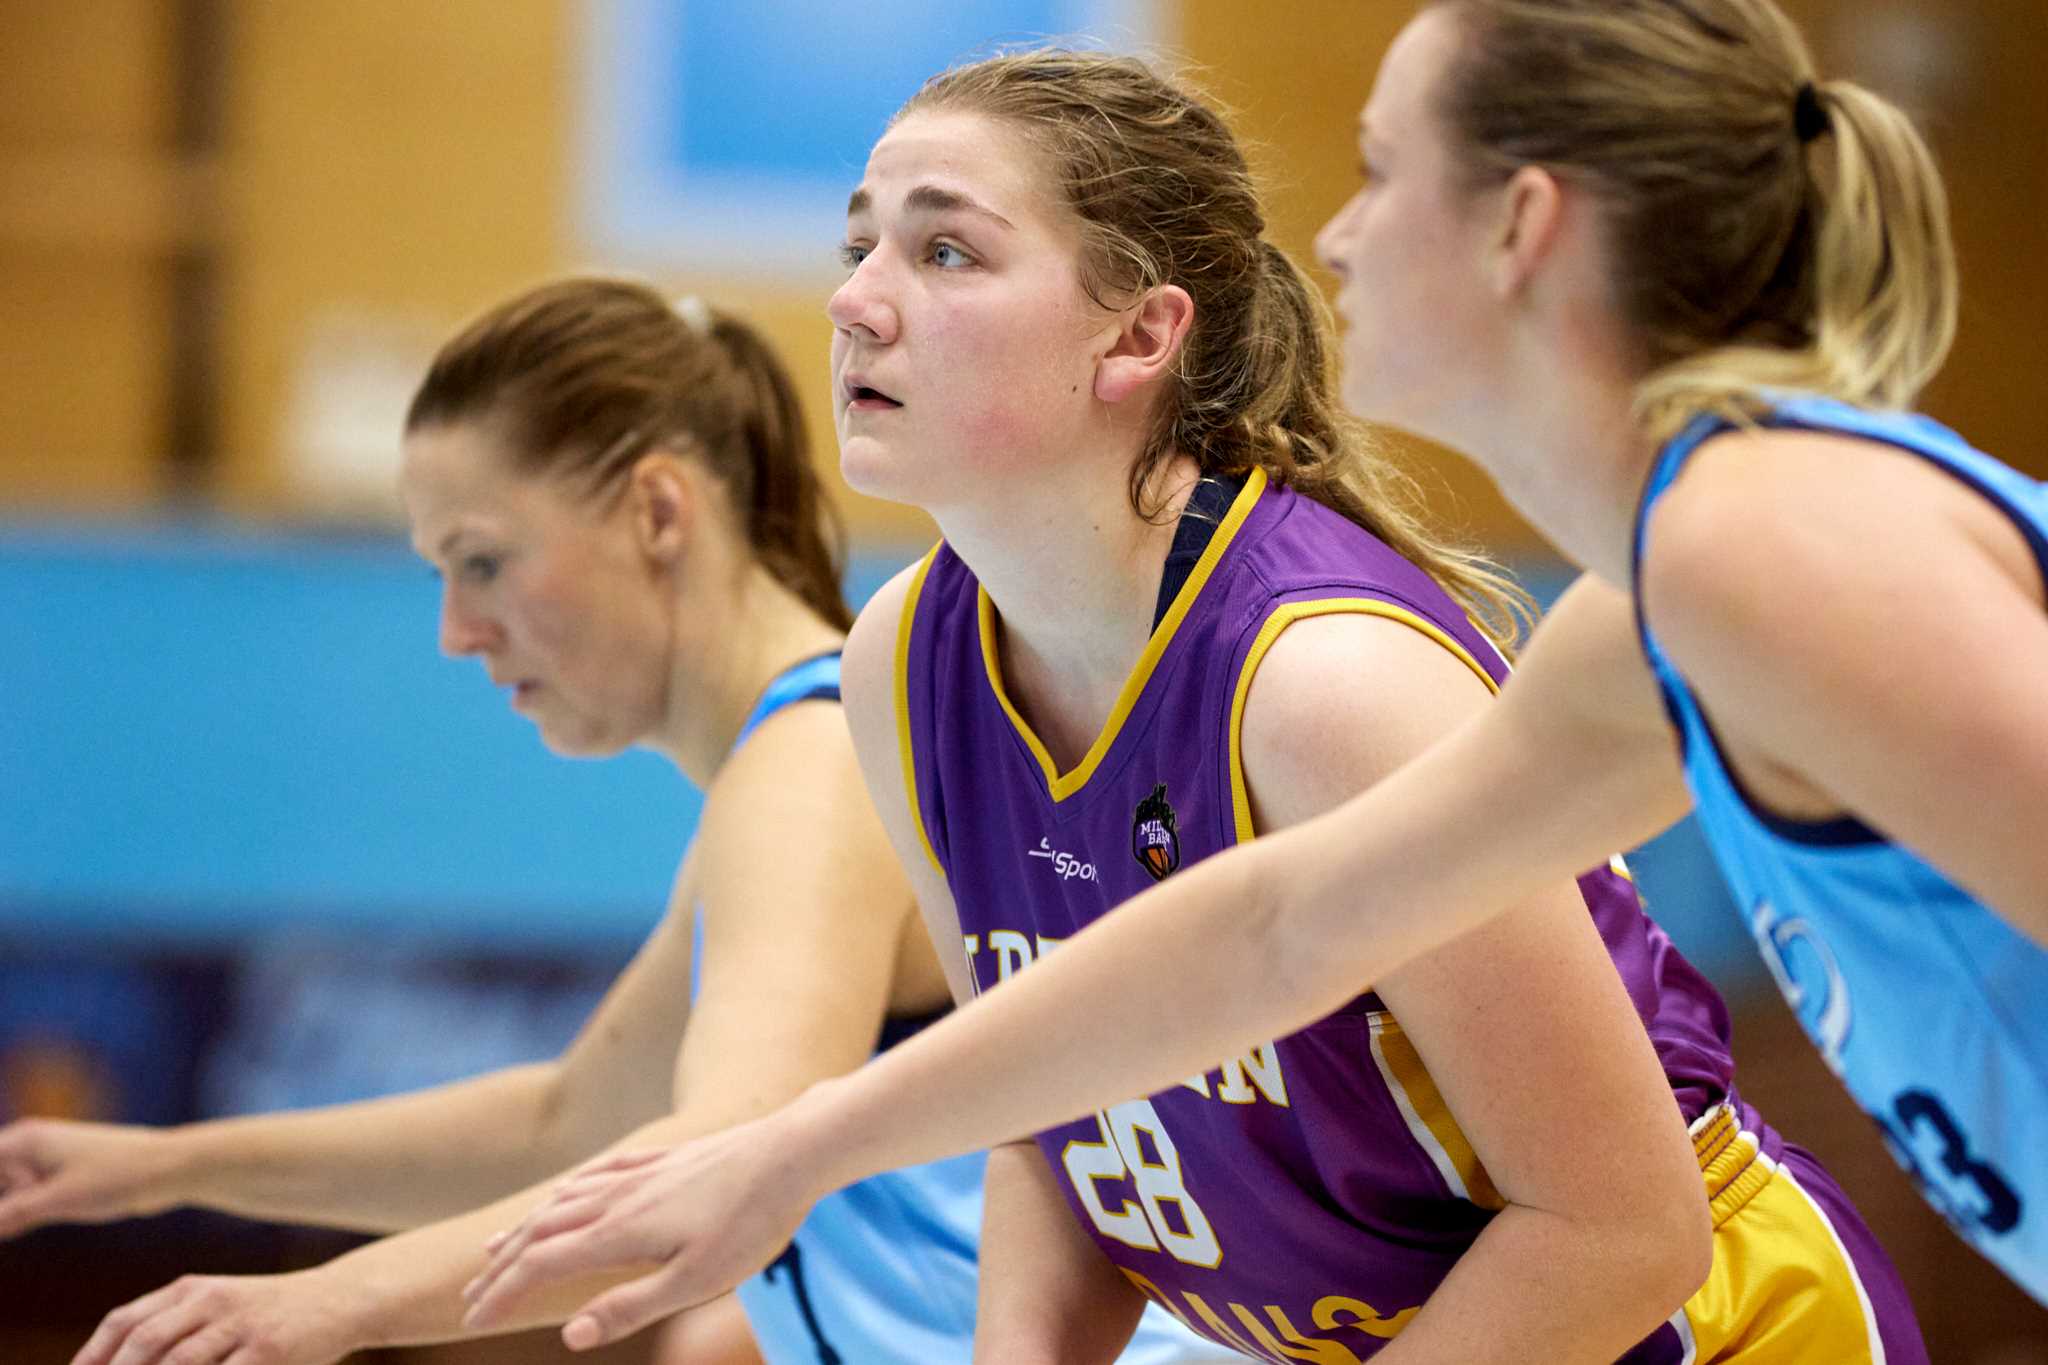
[518, 566, 616, 673]
[945, 305, 1090, 440]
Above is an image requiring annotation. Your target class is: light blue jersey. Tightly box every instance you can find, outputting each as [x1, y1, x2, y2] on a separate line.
[1633, 394, 2048, 1306]
[700, 653, 1234, 1362]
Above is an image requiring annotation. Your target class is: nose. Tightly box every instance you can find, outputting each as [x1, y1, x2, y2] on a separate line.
[438, 585, 499, 658]
[826, 253, 899, 344]
[1314, 194, 1359, 280]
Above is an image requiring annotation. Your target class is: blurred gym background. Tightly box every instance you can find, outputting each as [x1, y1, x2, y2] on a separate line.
[3, 2, 2043, 1360]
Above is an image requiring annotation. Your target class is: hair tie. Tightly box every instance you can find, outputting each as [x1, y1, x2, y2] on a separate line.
[673, 294, 714, 335]
[1793, 82, 1831, 143]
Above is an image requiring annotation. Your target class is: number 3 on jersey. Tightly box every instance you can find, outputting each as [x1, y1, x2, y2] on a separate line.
[1062, 1098, 1222, 1267]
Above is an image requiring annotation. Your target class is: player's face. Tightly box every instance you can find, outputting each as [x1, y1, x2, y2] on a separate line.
[1315, 7, 1500, 442]
[400, 422, 673, 758]
[828, 111, 1108, 511]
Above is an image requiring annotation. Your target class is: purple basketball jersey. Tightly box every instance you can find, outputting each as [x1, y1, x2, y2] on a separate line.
[896, 472, 1758, 1360]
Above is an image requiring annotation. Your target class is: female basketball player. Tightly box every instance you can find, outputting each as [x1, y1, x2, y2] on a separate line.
[0, 279, 1225, 1364]
[466, 50, 1930, 1362]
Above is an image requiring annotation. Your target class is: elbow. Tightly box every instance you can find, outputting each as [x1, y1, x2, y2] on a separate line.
[1247, 843, 1323, 1012]
[1620, 1175, 1714, 1326]
[1662, 1194, 1715, 1313]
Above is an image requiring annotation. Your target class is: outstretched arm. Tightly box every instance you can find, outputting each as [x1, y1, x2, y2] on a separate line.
[66, 698, 919, 1365]
[0, 876, 700, 1239]
[464, 574, 1698, 1349]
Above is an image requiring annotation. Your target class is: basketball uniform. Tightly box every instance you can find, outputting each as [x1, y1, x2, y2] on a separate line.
[897, 470, 1925, 1361]
[1635, 393, 2048, 1308]
[698, 652, 1233, 1363]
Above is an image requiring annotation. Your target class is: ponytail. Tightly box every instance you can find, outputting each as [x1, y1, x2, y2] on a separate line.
[1433, 0, 1960, 445]
[703, 311, 853, 630]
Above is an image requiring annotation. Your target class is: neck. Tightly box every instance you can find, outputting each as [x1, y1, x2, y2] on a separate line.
[934, 454, 1200, 771]
[651, 563, 845, 789]
[1428, 339, 1655, 586]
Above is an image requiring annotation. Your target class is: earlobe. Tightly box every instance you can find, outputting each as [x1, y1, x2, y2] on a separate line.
[1094, 284, 1196, 405]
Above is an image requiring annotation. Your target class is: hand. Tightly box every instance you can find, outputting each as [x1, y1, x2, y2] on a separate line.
[461, 1113, 816, 1352]
[0, 1119, 189, 1241]
[70, 1268, 362, 1365]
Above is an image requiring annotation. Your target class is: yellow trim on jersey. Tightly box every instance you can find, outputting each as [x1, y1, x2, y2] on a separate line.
[1222, 598, 1502, 1211]
[977, 467, 1269, 803]
[1367, 1011, 1505, 1210]
[894, 545, 946, 877]
[1226, 597, 1500, 842]
[1676, 1105, 1890, 1363]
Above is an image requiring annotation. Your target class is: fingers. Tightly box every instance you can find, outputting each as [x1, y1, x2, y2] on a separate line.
[75, 1281, 209, 1365]
[465, 1145, 707, 1330]
[0, 1128, 59, 1240]
[560, 1270, 694, 1353]
[463, 1197, 627, 1328]
[463, 1188, 612, 1313]
[157, 1324, 238, 1365]
[73, 1280, 179, 1365]
[0, 1119, 43, 1161]
[0, 1173, 59, 1240]
[0, 1157, 34, 1190]
[569, 1147, 671, 1179]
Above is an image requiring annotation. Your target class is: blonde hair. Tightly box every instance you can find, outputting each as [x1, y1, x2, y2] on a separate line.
[897, 49, 1533, 651]
[1433, 0, 1958, 443]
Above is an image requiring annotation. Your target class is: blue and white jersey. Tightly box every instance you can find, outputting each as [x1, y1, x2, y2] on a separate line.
[699, 652, 1234, 1362]
[1633, 393, 2048, 1306]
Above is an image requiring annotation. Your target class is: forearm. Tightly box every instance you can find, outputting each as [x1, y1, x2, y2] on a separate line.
[974, 1141, 1144, 1364]
[304, 1104, 734, 1349]
[318, 1186, 666, 1350]
[1370, 1201, 1705, 1363]
[173, 1063, 575, 1232]
[797, 713, 1664, 1198]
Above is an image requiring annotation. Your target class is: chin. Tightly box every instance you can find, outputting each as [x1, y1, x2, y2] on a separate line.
[535, 723, 632, 761]
[838, 439, 924, 507]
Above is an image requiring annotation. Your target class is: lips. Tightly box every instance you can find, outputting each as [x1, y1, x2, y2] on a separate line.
[491, 674, 538, 702]
[842, 373, 902, 410]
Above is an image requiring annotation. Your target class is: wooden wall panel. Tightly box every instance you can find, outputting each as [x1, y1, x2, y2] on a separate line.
[213, 0, 573, 507]
[0, 0, 173, 148]
[0, 260, 170, 503]
[0, 0, 178, 507]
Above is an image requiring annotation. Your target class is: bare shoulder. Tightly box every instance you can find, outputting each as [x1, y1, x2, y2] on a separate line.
[1642, 426, 2042, 656]
[1238, 607, 1501, 827]
[840, 551, 936, 738]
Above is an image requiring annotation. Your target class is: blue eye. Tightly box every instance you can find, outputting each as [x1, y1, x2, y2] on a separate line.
[462, 554, 501, 583]
[929, 241, 972, 269]
[838, 242, 870, 270]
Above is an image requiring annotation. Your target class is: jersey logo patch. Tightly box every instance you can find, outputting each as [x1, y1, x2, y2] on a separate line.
[1132, 783, 1181, 881]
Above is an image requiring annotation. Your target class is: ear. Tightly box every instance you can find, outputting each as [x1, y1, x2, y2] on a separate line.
[625, 451, 696, 566]
[1488, 164, 1567, 299]
[1094, 283, 1195, 406]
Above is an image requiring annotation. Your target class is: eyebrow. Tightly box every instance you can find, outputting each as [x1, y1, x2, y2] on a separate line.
[430, 528, 473, 560]
[845, 184, 1015, 230]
